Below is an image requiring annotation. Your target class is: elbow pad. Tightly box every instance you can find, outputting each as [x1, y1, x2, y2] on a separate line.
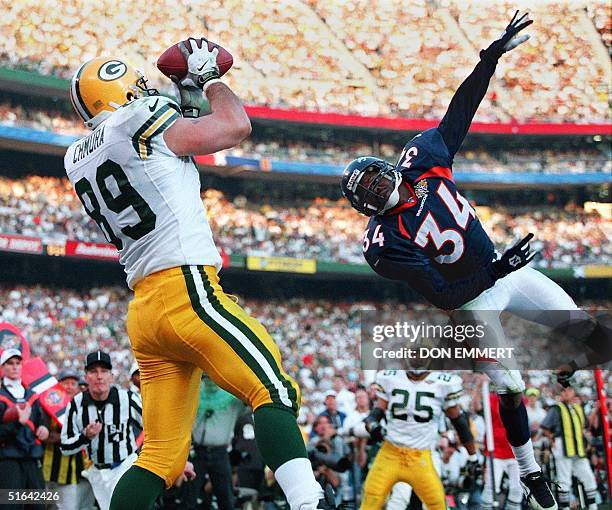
[364, 407, 385, 431]
[450, 412, 474, 445]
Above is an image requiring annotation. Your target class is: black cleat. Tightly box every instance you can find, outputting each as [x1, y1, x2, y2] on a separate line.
[316, 483, 337, 509]
[521, 471, 558, 510]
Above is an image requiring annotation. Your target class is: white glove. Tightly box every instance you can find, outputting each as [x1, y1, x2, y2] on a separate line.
[177, 37, 220, 90]
[499, 11, 532, 52]
[481, 10, 533, 61]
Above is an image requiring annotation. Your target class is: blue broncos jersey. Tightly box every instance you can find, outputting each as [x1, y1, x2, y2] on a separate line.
[361, 54, 505, 310]
[363, 128, 495, 282]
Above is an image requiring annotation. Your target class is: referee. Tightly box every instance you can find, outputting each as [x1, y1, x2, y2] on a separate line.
[60, 351, 142, 510]
[541, 385, 599, 510]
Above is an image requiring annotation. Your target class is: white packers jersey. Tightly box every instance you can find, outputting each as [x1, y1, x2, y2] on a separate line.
[64, 96, 222, 289]
[375, 370, 463, 450]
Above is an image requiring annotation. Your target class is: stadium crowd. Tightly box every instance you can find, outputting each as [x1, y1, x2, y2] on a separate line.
[0, 176, 609, 268]
[0, 1, 610, 507]
[0, 0, 609, 121]
[2, 101, 609, 175]
[0, 285, 610, 508]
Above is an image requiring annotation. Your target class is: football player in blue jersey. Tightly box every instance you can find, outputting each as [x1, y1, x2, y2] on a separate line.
[342, 11, 610, 510]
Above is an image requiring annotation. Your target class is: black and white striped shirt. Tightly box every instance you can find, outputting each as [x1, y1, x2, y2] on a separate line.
[60, 386, 142, 468]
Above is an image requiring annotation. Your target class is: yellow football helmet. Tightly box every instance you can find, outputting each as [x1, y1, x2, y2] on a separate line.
[70, 57, 158, 129]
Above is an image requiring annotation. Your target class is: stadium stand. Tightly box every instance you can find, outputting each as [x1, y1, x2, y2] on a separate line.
[0, 0, 609, 120]
[0, 176, 610, 267]
[0, 1, 609, 506]
[0, 283, 609, 505]
[0, 283, 608, 414]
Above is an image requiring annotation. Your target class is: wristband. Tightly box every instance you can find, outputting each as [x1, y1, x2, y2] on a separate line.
[203, 79, 223, 93]
[181, 106, 200, 118]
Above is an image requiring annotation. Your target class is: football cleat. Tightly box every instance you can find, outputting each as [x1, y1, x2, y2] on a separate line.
[521, 471, 558, 510]
[70, 57, 159, 129]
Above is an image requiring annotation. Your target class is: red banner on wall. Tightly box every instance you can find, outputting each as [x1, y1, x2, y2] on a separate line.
[0, 234, 43, 254]
[244, 105, 612, 136]
[65, 240, 119, 260]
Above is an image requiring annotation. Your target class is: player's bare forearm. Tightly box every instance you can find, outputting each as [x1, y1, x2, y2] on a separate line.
[437, 57, 497, 157]
[164, 83, 251, 155]
[205, 82, 251, 137]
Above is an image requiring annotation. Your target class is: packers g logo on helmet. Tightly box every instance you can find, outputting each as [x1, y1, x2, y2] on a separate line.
[97, 60, 128, 81]
[70, 57, 158, 129]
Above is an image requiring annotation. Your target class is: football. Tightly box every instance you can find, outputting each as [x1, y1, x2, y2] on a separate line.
[156, 38, 233, 81]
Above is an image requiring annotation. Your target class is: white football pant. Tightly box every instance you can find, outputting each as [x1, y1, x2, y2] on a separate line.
[461, 266, 581, 393]
[553, 437, 598, 510]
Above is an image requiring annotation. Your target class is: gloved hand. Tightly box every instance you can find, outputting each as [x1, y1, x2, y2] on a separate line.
[369, 423, 386, 443]
[462, 454, 481, 490]
[481, 10, 533, 62]
[492, 233, 536, 278]
[177, 37, 220, 89]
[172, 83, 204, 118]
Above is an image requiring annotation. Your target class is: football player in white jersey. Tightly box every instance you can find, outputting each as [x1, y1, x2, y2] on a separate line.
[355, 370, 477, 510]
[65, 39, 329, 510]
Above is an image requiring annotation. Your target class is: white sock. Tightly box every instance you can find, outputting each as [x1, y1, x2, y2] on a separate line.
[274, 457, 324, 510]
[511, 439, 541, 477]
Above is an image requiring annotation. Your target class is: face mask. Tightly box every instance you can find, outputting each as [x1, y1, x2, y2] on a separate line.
[381, 172, 402, 212]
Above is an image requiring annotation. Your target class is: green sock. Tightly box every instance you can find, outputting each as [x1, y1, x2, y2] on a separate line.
[253, 405, 307, 471]
[109, 465, 164, 510]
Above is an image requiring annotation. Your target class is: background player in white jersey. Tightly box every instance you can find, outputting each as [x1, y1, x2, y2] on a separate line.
[356, 370, 477, 510]
[65, 39, 329, 510]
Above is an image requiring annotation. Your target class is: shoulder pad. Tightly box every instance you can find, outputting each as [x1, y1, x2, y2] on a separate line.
[374, 370, 398, 398]
[396, 128, 452, 180]
[112, 96, 181, 159]
[433, 372, 463, 404]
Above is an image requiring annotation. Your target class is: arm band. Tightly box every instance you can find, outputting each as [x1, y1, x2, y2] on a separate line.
[450, 412, 474, 445]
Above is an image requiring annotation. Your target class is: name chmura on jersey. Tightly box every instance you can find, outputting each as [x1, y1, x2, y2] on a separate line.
[72, 126, 105, 164]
